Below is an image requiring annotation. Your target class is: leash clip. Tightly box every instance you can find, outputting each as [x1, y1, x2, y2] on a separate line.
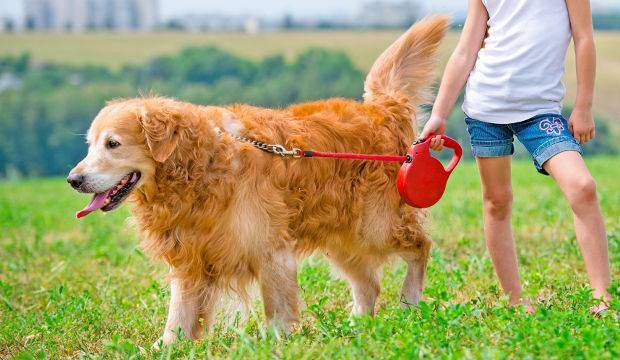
[272, 145, 302, 157]
[218, 127, 302, 158]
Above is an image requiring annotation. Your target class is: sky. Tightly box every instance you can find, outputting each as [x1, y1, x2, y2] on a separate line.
[1, 0, 619, 20]
[156, 0, 469, 18]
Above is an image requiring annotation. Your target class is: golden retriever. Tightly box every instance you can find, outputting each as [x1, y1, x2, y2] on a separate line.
[67, 16, 448, 346]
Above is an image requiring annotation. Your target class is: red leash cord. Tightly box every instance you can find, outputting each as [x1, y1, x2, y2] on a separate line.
[302, 150, 410, 163]
[215, 127, 412, 163]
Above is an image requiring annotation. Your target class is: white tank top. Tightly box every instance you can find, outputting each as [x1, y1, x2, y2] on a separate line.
[462, 0, 572, 124]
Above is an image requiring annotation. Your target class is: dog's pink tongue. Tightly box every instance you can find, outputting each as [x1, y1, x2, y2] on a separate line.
[76, 191, 110, 219]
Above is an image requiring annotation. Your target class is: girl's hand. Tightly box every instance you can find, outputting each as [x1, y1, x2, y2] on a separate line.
[420, 115, 447, 151]
[569, 107, 595, 144]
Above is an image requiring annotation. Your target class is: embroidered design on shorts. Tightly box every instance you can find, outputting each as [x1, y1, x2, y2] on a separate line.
[539, 117, 564, 135]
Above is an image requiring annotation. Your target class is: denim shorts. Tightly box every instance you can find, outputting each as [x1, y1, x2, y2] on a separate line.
[464, 113, 582, 175]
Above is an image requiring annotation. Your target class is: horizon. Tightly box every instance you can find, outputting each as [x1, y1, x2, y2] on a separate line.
[2, 0, 620, 21]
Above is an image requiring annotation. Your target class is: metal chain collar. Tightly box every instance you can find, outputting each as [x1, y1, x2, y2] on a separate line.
[215, 127, 302, 157]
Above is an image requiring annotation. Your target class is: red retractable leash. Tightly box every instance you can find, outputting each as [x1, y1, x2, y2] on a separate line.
[396, 135, 463, 208]
[219, 129, 463, 208]
[302, 134, 462, 208]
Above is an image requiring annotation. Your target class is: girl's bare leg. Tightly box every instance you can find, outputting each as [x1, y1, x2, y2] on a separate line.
[477, 156, 534, 311]
[543, 151, 612, 312]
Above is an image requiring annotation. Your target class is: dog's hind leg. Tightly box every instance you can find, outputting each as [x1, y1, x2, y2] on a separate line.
[393, 216, 431, 308]
[399, 245, 430, 308]
[383, 205, 431, 308]
[258, 245, 300, 334]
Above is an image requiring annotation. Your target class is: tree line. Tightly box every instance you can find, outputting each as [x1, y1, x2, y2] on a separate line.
[0, 47, 363, 177]
[0, 48, 615, 178]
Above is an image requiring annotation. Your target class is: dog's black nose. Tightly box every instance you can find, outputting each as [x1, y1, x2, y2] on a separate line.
[67, 173, 84, 189]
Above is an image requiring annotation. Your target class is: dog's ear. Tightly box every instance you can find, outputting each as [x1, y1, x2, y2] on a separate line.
[138, 101, 181, 163]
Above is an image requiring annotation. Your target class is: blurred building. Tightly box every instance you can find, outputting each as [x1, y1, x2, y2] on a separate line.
[164, 13, 280, 33]
[357, 1, 419, 28]
[275, 1, 421, 30]
[168, 13, 246, 32]
[1, 17, 16, 32]
[166, 1, 421, 33]
[23, 0, 159, 32]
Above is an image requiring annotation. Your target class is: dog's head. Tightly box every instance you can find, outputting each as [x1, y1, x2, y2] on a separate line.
[67, 98, 182, 218]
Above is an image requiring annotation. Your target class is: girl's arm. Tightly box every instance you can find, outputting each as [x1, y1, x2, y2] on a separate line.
[566, 0, 597, 144]
[420, 0, 488, 149]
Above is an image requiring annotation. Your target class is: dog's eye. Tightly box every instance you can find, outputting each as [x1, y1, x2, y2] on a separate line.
[107, 139, 121, 149]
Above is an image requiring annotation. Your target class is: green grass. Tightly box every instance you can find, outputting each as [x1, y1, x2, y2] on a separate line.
[1, 158, 618, 358]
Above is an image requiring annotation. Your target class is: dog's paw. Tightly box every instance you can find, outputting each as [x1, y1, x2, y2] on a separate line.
[152, 335, 175, 351]
[151, 337, 165, 351]
[266, 319, 295, 338]
[400, 293, 420, 309]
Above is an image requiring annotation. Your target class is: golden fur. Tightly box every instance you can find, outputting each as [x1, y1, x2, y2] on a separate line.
[69, 16, 449, 346]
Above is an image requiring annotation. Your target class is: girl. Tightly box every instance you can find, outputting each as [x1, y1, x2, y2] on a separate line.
[421, 0, 612, 312]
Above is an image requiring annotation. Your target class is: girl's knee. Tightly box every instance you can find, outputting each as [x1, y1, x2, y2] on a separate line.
[483, 189, 513, 220]
[567, 176, 598, 210]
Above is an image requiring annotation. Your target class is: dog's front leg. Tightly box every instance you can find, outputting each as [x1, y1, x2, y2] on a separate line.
[154, 277, 209, 348]
[258, 246, 300, 334]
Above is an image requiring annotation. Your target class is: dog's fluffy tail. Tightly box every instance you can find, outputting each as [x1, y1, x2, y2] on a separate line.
[363, 15, 450, 109]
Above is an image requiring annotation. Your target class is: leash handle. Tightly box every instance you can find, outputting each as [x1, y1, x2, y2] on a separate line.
[440, 136, 463, 173]
[418, 134, 463, 173]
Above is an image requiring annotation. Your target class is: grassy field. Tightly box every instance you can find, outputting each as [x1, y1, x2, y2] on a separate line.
[1, 30, 619, 125]
[1, 158, 618, 358]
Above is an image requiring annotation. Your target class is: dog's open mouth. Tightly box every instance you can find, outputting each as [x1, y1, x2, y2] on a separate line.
[76, 171, 141, 219]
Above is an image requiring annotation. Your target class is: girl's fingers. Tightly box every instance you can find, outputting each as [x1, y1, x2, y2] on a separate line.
[430, 138, 445, 151]
[574, 131, 583, 144]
